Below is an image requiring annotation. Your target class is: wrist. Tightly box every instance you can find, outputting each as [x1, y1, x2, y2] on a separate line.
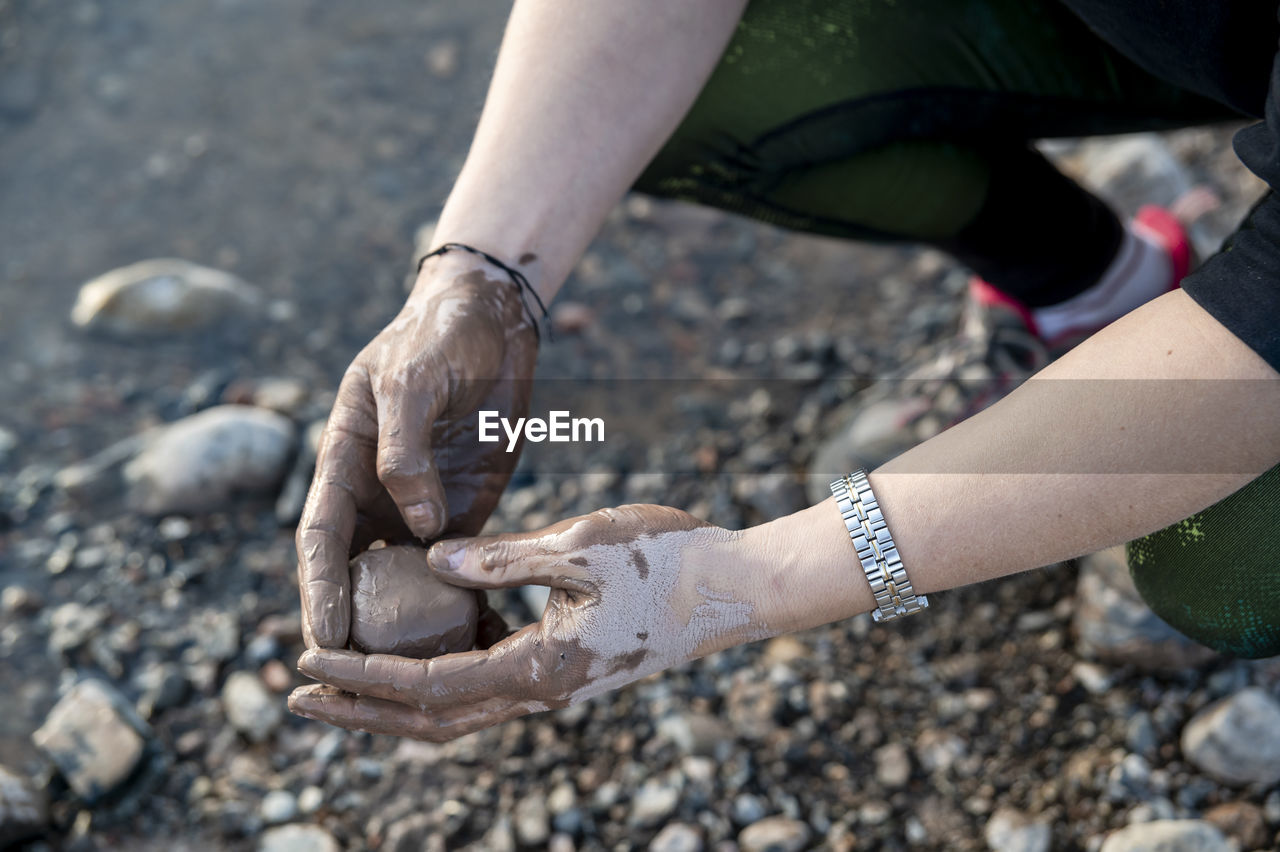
[432, 206, 565, 306]
[410, 251, 542, 346]
[714, 499, 876, 637]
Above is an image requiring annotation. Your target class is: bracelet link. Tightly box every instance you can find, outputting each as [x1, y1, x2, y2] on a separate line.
[829, 470, 929, 622]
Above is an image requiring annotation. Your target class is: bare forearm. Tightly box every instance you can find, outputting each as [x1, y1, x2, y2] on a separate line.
[432, 0, 747, 300]
[741, 290, 1280, 633]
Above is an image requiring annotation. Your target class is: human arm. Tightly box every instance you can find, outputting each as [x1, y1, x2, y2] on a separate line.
[296, 0, 750, 648]
[433, 0, 751, 303]
[290, 289, 1279, 738]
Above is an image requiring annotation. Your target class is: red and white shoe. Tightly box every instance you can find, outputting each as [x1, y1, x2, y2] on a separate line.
[810, 205, 1192, 477]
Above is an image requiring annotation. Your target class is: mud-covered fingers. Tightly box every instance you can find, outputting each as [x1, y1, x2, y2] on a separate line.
[296, 390, 379, 648]
[374, 386, 449, 540]
[297, 625, 544, 710]
[288, 685, 542, 741]
[426, 526, 594, 590]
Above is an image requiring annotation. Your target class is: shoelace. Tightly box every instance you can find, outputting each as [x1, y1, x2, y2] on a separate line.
[900, 304, 1051, 427]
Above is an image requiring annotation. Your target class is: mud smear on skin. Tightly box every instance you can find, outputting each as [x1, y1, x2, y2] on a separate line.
[349, 546, 478, 657]
[409, 265, 539, 538]
[431, 507, 721, 702]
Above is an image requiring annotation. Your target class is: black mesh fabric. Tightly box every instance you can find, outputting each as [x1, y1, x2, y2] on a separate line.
[1128, 464, 1280, 659]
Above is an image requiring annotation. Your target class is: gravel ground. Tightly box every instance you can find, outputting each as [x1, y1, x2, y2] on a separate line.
[2, 2, 1280, 850]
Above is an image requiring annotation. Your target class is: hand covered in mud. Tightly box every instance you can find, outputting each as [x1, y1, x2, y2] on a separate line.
[290, 505, 774, 741]
[296, 252, 538, 648]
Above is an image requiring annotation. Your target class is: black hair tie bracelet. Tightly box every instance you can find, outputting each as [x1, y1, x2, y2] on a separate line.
[418, 242, 551, 343]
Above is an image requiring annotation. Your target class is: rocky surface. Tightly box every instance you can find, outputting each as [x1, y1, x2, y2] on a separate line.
[2, 2, 1279, 851]
[0, 764, 47, 847]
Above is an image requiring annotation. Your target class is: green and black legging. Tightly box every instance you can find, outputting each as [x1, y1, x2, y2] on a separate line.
[633, 0, 1280, 658]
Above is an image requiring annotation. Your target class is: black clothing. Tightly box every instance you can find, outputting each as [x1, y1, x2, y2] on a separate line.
[1064, 0, 1280, 370]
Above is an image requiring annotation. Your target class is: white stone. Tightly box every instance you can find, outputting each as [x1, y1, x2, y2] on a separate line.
[985, 807, 1051, 852]
[258, 824, 339, 852]
[222, 671, 283, 743]
[124, 405, 296, 515]
[1099, 819, 1233, 852]
[251, 378, 310, 415]
[629, 780, 681, 828]
[874, 742, 912, 789]
[1181, 687, 1280, 786]
[47, 601, 106, 654]
[738, 817, 812, 852]
[260, 790, 298, 825]
[514, 793, 550, 846]
[658, 712, 732, 758]
[71, 258, 262, 335]
[32, 679, 149, 802]
[650, 822, 704, 852]
[297, 786, 324, 815]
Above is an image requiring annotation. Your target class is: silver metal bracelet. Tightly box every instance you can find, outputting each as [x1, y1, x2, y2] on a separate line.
[830, 470, 928, 622]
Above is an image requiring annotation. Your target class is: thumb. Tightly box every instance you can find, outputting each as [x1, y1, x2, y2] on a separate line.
[427, 533, 585, 590]
[375, 390, 448, 539]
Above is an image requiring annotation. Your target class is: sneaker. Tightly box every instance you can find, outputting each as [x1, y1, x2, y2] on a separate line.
[808, 205, 1191, 485]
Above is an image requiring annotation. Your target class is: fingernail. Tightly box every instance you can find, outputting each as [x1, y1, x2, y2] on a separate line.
[297, 649, 339, 677]
[404, 501, 439, 533]
[428, 541, 465, 573]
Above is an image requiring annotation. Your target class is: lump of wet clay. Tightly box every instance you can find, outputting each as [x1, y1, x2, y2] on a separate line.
[348, 546, 478, 658]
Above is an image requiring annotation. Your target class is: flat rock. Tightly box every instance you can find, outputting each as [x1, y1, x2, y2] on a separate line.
[0, 764, 47, 847]
[71, 258, 262, 335]
[1099, 819, 1233, 852]
[1073, 546, 1217, 672]
[738, 817, 812, 852]
[32, 679, 150, 803]
[222, 671, 284, 743]
[1181, 687, 1280, 786]
[124, 405, 297, 515]
[258, 824, 339, 852]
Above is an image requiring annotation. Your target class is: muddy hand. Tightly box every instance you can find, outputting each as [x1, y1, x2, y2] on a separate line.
[295, 251, 538, 648]
[290, 505, 775, 741]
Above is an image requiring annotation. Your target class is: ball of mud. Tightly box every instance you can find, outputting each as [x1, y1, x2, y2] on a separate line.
[348, 545, 478, 658]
